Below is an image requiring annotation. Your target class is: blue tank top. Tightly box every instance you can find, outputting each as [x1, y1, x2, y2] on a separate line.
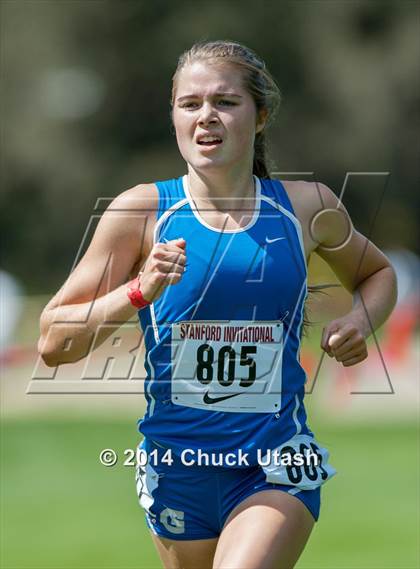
[137, 175, 312, 466]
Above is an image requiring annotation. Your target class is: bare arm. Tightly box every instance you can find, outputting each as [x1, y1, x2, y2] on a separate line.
[311, 183, 398, 365]
[38, 184, 157, 366]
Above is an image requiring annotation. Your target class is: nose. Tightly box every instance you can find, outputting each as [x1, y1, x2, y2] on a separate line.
[198, 102, 219, 127]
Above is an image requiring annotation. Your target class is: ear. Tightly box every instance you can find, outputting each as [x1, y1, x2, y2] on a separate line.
[256, 108, 268, 134]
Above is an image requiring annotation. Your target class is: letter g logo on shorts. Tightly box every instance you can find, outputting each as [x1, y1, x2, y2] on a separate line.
[160, 507, 185, 534]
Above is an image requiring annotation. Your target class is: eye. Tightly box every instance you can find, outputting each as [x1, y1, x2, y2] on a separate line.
[179, 101, 199, 109]
[218, 99, 236, 106]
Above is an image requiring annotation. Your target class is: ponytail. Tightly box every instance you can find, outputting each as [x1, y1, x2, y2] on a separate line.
[253, 132, 270, 178]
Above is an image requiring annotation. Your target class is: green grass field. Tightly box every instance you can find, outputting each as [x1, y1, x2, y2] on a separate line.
[1, 416, 418, 569]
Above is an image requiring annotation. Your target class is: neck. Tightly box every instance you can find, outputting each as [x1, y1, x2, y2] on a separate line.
[187, 165, 256, 211]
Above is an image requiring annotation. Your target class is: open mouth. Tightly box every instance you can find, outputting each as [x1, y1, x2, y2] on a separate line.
[197, 136, 223, 147]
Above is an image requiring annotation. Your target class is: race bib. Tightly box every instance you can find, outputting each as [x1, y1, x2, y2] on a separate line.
[171, 320, 283, 413]
[261, 434, 336, 490]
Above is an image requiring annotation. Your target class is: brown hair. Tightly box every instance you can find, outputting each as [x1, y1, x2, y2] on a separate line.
[170, 40, 281, 178]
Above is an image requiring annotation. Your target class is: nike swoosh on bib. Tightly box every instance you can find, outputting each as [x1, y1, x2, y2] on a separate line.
[203, 391, 241, 404]
[265, 236, 286, 244]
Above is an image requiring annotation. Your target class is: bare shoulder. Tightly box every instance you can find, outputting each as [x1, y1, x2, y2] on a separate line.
[108, 182, 159, 212]
[281, 180, 340, 217]
[106, 182, 160, 267]
[281, 180, 344, 259]
[101, 182, 159, 239]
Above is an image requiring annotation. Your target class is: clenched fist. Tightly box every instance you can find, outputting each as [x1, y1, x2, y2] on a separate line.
[139, 238, 186, 303]
[321, 315, 369, 367]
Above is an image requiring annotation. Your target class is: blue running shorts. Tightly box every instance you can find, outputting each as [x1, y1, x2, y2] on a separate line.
[135, 438, 321, 541]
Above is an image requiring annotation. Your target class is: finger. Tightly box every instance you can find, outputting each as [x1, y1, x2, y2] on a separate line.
[333, 339, 365, 358]
[164, 272, 183, 285]
[321, 327, 335, 354]
[161, 238, 186, 251]
[331, 330, 366, 357]
[327, 328, 354, 351]
[154, 250, 187, 265]
[329, 337, 351, 358]
[156, 244, 186, 257]
[327, 333, 341, 351]
[335, 346, 367, 362]
[151, 260, 186, 274]
[342, 352, 368, 367]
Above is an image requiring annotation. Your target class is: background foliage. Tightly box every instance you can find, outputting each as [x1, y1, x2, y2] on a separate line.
[2, 0, 419, 292]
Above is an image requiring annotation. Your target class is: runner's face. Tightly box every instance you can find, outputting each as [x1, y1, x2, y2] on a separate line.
[172, 62, 265, 173]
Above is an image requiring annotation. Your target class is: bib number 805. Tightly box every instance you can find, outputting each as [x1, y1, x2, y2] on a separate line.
[196, 344, 257, 388]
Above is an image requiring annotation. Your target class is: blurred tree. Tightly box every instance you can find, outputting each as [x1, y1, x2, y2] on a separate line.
[1, 0, 419, 292]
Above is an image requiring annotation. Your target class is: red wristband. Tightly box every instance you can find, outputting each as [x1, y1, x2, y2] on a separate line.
[127, 275, 151, 309]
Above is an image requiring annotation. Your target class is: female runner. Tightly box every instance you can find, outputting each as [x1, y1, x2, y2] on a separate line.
[39, 41, 397, 569]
